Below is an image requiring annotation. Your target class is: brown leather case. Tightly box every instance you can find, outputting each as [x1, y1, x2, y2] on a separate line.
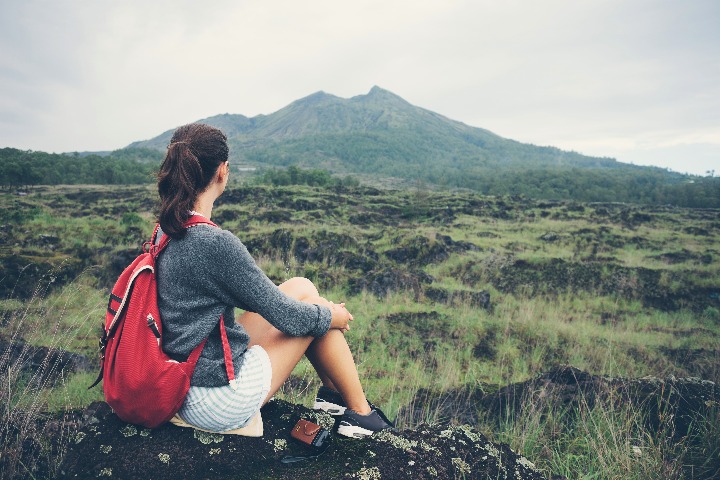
[291, 419, 322, 446]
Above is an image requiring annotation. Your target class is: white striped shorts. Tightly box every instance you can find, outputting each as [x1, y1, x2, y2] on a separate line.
[178, 345, 272, 432]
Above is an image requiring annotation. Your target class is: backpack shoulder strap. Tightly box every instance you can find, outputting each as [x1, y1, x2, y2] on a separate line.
[146, 216, 218, 257]
[184, 215, 219, 229]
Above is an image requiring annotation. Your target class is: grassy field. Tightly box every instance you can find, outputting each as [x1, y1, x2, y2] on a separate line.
[1, 183, 718, 478]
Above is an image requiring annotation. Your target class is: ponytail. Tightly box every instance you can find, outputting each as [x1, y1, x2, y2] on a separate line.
[156, 124, 229, 239]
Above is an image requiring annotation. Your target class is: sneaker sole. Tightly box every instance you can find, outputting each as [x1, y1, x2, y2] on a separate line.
[313, 400, 346, 416]
[337, 423, 375, 438]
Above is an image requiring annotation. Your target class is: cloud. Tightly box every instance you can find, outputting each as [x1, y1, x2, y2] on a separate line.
[0, 0, 717, 174]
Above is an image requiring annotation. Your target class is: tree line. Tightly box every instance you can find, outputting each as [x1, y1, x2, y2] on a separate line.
[447, 167, 720, 208]
[257, 165, 360, 189]
[241, 131, 720, 208]
[2, 146, 717, 208]
[0, 148, 161, 187]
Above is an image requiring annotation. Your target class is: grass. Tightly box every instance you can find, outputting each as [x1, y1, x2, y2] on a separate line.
[482, 389, 720, 479]
[1, 184, 719, 478]
[0, 272, 104, 478]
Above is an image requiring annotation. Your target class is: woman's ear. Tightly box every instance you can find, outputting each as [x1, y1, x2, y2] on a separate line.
[218, 162, 229, 183]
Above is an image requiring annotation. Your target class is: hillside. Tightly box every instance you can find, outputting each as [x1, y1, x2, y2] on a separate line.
[3, 87, 717, 205]
[130, 86, 626, 172]
[1, 184, 718, 478]
[126, 87, 719, 206]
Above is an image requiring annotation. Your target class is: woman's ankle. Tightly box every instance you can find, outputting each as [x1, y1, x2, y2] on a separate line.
[348, 401, 371, 415]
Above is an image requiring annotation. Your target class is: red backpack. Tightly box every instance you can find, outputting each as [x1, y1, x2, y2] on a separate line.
[90, 216, 236, 428]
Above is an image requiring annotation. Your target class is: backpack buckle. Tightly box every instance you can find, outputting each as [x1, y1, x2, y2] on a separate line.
[98, 327, 107, 359]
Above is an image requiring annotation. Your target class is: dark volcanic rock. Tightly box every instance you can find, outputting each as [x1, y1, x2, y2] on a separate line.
[348, 267, 433, 298]
[424, 287, 491, 310]
[385, 236, 450, 266]
[659, 346, 720, 383]
[257, 209, 294, 223]
[385, 234, 479, 267]
[482, 366, 719, 444]
[482, 257, 720, 312]
[0, 334, 93, 386]
[58, 400, 546, 480]
[0, 254, 84, 300]
[402, 366, 719, 441]
[106, 247, 141, 280]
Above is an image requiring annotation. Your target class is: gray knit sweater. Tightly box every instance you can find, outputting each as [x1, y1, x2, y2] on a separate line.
[155, 224, 331, 387]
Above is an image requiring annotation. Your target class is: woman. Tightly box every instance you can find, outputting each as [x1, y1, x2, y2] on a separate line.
[155, 123, 392, 438]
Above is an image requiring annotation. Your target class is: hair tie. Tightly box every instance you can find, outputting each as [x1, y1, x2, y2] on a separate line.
[167, 141, 189, 149]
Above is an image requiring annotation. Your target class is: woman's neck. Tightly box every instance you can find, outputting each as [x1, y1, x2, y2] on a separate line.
[192, 190, 217, 219]
[192, 167, 226, 219]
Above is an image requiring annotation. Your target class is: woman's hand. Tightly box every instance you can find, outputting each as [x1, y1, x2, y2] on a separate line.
[329, 302, 353, 333]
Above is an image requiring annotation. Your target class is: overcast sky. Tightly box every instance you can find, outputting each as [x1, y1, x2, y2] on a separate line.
[1, 0, 718, 175]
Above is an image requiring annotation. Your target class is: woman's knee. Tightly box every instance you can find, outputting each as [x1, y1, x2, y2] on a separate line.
[280, 277, 319, 300]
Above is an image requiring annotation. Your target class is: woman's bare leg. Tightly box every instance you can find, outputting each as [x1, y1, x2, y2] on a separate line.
[304, 329, 370, 413]
[236, 277, 369, 413]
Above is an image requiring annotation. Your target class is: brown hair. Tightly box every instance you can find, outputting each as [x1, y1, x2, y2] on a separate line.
[157, 123, 229, 239]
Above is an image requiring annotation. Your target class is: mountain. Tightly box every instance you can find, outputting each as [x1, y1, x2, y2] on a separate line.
[129, 86, 622, 172]
[126, 87, 717, 205]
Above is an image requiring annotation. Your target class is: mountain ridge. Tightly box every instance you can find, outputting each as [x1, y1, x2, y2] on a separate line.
[118, 86, 720, 206]
[2, 87, 717, 205]
[128, 86, 613, 169]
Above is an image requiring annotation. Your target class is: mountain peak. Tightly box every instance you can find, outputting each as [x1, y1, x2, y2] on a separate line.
[369, 85, 389, 94]
[294, 90, 337, 105]
[350, 86, 411, 110]
[366, 85, 403, 100]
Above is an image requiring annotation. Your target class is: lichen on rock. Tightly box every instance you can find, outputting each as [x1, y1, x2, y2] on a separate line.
[273, 438, 287, 452]
[57, 399, 548, 480]
[451, 457, 471, 474]
[74, 431, 86, 444]
[349, 466, 382, 479]
[193, 429, 224, 445]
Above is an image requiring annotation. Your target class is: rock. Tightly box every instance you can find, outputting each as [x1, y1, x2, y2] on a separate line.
[384, 236, 454, 266]
[347, 267, 433, 298]
[37, 234, 61, 246]
[0, 254, 78, 300]
[58, 400, 547, 480]
[658, 346, 720, 383]
[485, 366, 720, 444]
[212, 209, 244, 223]
[424, 287, 491, 310]
[436, 234, 481, 252]
[257, 209, 294, 223]
[538, 232, 561, 242]
[0, 334, 93, 386]
[484, 258, 720, 313]
[108, 246, 139, 270]
[402, 366, 719, 441]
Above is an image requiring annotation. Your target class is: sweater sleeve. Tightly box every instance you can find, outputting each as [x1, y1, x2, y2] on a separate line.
[201, 229, 331, 337]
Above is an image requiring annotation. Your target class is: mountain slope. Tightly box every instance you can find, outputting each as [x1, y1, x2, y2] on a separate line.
[129, 86, 621, 172]
[125, 87, 718, 205]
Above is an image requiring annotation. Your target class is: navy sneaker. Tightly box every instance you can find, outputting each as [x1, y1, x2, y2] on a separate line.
[313, 386, 347, 416]
[337, 406, 395, 438]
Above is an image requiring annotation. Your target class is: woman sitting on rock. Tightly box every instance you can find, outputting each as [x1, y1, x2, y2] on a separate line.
[155, 123, 393, 437]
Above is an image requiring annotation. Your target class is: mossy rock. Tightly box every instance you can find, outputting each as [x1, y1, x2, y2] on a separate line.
[58, 400, 546, 480]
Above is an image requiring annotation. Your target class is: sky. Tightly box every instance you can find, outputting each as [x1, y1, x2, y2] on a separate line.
[0, 0, 718, 176]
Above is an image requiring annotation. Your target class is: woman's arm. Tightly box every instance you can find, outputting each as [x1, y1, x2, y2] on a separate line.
[204, 229, 332, 337]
